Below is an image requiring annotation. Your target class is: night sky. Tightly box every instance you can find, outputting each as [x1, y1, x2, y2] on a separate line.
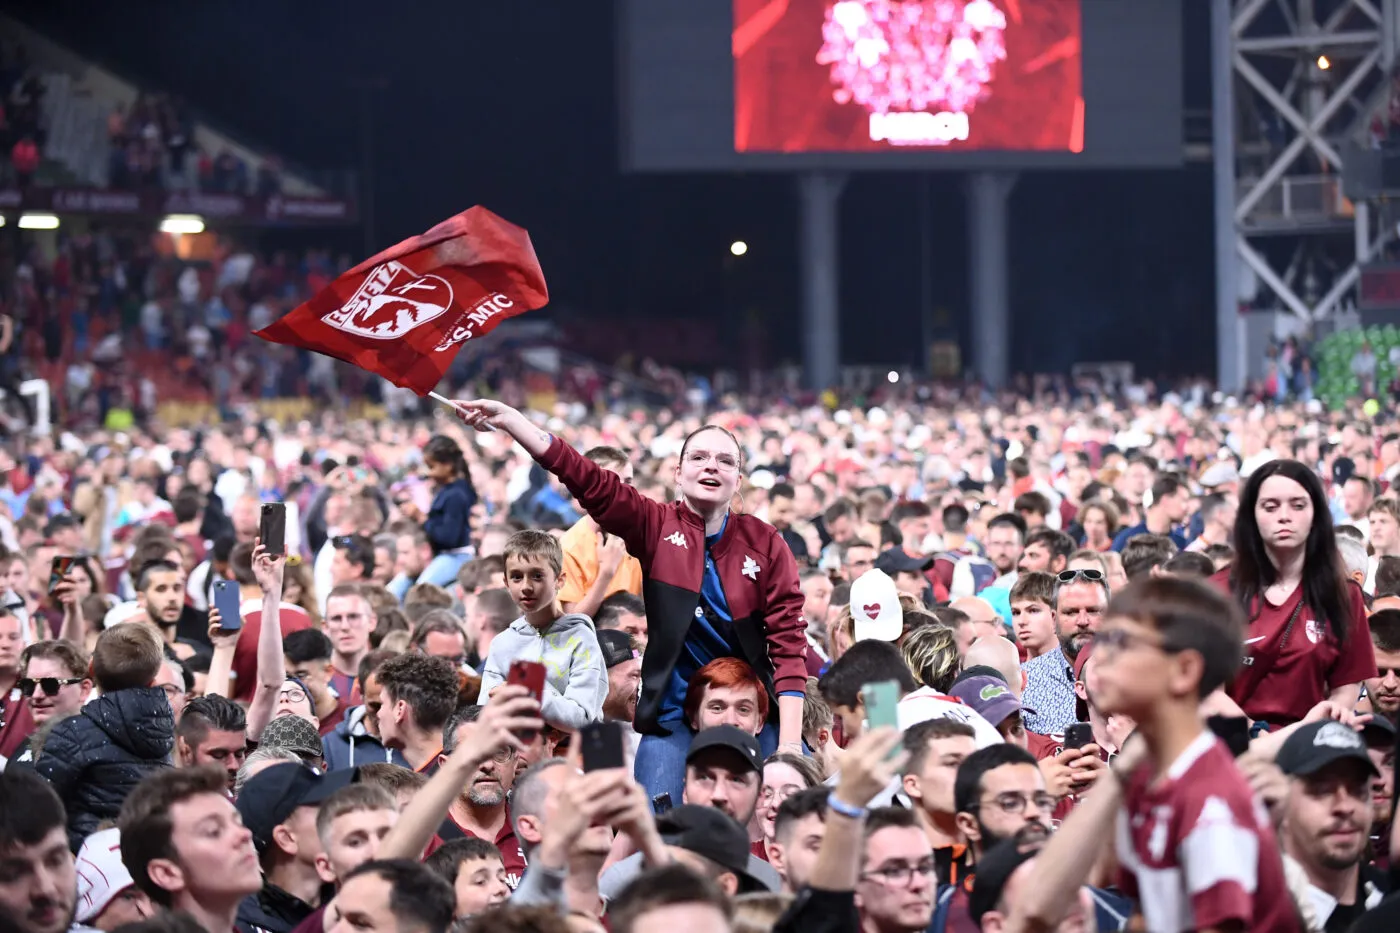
[7, 1, 1217, 380]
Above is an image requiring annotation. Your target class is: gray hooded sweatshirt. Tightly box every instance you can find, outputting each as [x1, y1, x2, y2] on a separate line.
[478, 612, 608, 729]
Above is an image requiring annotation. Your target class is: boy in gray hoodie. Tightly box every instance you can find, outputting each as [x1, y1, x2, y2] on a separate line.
[479, 530, 607, 728]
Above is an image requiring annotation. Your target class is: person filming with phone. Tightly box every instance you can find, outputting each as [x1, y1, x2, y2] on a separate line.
[453, 398, 809, 808]
[478, 529, 608, 730]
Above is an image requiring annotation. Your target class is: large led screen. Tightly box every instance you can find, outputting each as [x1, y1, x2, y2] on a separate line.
[618, 0, 1182, 171]
[735, 0, 1083, 153]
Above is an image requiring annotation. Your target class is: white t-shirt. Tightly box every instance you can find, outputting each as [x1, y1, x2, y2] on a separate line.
[897, 687, 1004, 748]
[315, 537, 336, 615]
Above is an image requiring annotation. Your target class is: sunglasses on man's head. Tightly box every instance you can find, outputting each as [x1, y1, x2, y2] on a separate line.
[334, 535, 371, 558]
[1057, 568, 1105, 584]
[19, 677, 84, 697]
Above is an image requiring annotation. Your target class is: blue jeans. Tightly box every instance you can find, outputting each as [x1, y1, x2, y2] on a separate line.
[389, 552, 471, 602]
[635, 719, 779, 812]
[420, 552, 471, 587]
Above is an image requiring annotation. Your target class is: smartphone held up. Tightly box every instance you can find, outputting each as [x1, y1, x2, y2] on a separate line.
[861, 680, 903, 766]
[506, 660, 547, 742]
[259, 503, 287, 556]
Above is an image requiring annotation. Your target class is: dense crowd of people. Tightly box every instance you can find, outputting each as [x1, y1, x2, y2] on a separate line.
[0, 381, 1397, 933]
[101, 91, 279, 198]
[0, 224, 714, 436]
[0, 225, 377, 427]
[0, 41, 277, 198]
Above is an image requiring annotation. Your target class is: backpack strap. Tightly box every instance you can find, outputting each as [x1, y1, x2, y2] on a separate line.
[928, 883, 958, 932]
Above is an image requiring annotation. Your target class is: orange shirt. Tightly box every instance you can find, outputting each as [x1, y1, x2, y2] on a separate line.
[557, 516, 643, 606]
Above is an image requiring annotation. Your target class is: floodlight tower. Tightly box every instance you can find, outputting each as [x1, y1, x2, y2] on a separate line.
[1213, 0, 1398, 389]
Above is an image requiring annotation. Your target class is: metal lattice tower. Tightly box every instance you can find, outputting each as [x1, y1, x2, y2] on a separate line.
[1213, 0, 1398, 389]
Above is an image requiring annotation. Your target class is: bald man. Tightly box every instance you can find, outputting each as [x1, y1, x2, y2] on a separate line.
[950, 597, 1006, 641]
[963, 636, 1023, 699]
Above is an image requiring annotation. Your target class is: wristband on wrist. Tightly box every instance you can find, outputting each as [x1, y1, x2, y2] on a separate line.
[827, 791, 869, 820]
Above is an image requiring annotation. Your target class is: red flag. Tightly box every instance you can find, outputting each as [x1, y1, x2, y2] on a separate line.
[255, 206, 548, 395]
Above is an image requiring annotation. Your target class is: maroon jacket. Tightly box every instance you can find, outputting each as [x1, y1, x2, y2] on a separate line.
[538, 437, 808, 736]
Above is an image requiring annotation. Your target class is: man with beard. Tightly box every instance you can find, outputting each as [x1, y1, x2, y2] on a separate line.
[1362, 718, 1396, 869]
[597, 629, 641, 753]
[969, 831, 1096, 933]
[1363, 609, 1400, 726]
[176, 695, 249, 793]
[922, 737, 1129, 933]
[1021, 572, 1108, 735]
[136, 561, 199, 662]
[952, 746, 1053, 871]
[432, 704, 527, 886]
[0, 768, 80, 933]
[599, 725, 781, 897]
[1277, 721, 1390, 930]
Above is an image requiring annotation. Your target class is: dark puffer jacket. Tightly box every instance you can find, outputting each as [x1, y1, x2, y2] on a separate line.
[36, 686, 175, 850]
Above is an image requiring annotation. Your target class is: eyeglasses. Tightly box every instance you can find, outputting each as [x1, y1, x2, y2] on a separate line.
[19, 677, 84, 697]
[1093, 627, 1175, 656]
[158, 683, 183, 700]
[279, 687, 308, 704]
[1057, 568, 1105, 584]
[861, 859, 937, 887]
[490, 747, 516, 764]
[971, 792, 1058, 816]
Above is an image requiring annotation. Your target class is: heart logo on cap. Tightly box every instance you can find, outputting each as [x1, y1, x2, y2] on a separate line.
[863, 603, 881, 617]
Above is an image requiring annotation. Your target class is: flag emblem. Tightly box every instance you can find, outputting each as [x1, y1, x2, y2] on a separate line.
[322, 262, 455, 339]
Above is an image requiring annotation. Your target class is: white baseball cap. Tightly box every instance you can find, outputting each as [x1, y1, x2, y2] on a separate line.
[75, 827, 138, 923]
[850, 569, 902, 643]
[101, 601, 145, 631]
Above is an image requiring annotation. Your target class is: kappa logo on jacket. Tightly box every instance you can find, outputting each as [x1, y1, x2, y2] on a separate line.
[665, 531, 688, 549]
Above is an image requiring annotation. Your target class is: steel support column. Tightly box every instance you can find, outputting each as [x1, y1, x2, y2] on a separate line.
[967, 172, 1016, 389]
[798, 172, 846, 391]
[1215, 0, 1246, 390]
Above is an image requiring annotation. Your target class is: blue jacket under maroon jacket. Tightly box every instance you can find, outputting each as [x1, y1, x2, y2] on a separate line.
[538, 437, 808, 736]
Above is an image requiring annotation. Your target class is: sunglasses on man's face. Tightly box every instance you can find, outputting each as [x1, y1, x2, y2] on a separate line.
[19, 677, 84, 697]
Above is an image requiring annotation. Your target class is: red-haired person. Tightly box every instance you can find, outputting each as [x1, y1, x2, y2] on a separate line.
[452, 399, 808, 810]
[685, 657, 770, 737]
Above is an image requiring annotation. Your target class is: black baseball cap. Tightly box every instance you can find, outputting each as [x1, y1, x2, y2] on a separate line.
[1362, 715, 1397, 748]
[1277, 721, 1379, 778]
[596, 629, 638, 669]
[656, 805, 777, 893]
[235, 764, 360, 854]
[685, 725, 762, 775]
[969, 833, 1047, 925]
[874, 547, 934, 575]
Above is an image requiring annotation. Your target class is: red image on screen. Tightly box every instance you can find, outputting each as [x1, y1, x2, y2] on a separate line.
[734, 0, 1083, 153]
